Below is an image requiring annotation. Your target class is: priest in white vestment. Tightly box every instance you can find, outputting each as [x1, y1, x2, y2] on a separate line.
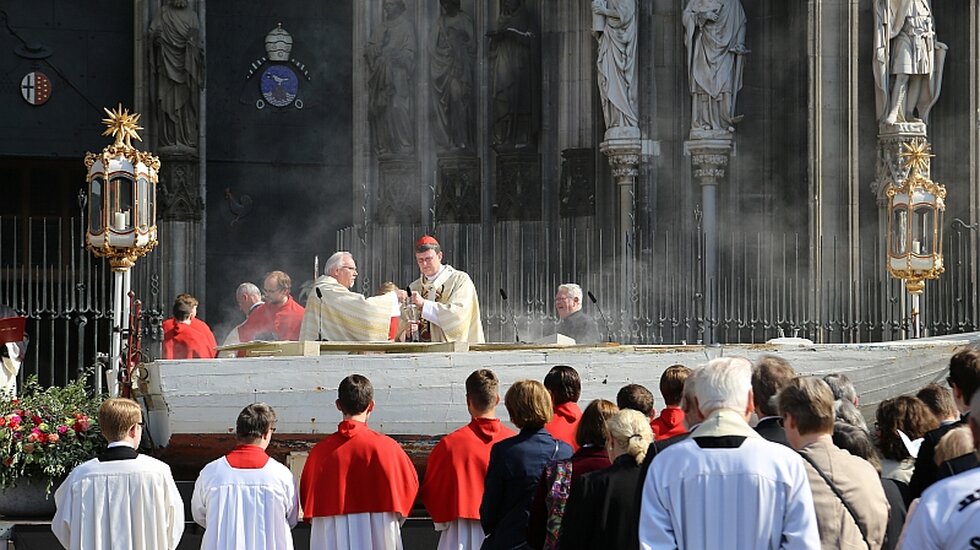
[298, 252, 404, 342]
[408, 235, 485, 343]
[52, 398, 184, 550]
[639, 358, 819, 550]
[192, 402, 298, 550]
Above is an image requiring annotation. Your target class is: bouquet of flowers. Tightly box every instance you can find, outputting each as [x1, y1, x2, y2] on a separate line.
[0, 377, 103, 492]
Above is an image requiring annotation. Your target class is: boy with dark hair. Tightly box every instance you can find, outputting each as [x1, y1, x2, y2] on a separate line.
[751, 355, 796, 445]
[162, 293, 217, 359]
[421, 369, 514, 549]
[651, 365, 691, 440]
[544, 365, 582, 449]
[192, 403, 298, 549]
[616, 383, 655, 417]
[300, 374, 419, 550]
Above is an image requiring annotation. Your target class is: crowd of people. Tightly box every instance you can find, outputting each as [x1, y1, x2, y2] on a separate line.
[161, 235, 604, 360]
[49, 347, 980, 549]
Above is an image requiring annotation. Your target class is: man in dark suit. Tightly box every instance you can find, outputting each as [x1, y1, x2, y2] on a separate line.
[751, 354, 796, 446]
[909, 348, 980, 498]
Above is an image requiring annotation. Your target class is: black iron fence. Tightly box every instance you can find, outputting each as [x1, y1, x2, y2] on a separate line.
[339, 218, 979, 345]
[0, 215, 163, 390]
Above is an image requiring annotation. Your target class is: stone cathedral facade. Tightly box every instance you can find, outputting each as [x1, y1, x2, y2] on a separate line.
[2, 0, 980, 355]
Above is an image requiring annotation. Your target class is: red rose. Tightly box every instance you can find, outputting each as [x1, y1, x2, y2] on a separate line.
[22, 443, 34, 453]
[31, 415, 43, 426]
[2, 457, 12, 466]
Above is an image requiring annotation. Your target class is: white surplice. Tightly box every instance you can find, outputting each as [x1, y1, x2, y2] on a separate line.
[1, 342, 22, 397]
[310, 512, 404, 550]
[433, 518, 485, 550]
[52, 454, 184, 550]
[191, 456, 299, 550]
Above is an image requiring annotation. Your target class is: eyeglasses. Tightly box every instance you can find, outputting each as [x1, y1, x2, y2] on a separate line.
[339, 265, 357, 272]
[262, 287, 281, 295]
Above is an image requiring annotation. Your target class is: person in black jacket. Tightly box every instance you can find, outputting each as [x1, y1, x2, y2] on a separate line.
[480, 379, 572, 550]
[751, 354, 796, 446]
[559, 409, 655, 550]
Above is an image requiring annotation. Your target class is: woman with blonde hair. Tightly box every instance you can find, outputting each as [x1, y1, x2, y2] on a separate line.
[557, 408, 654, 550]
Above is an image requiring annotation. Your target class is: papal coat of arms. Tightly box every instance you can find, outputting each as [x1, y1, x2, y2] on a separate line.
[246, 23, 310, 110]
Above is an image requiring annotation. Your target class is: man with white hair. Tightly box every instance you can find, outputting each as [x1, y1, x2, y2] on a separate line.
[639, 357, 819, 550]
[298, 251, 405, 341]
[220, 283, 264, 352]
[899, 391, 980, 549]
[555, 283, 601, 344]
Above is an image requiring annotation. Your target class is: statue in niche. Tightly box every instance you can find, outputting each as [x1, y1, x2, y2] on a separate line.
[593, 0, 638, 133]
[366, 0, 417, 156]
[682, 0, 748, 138]
[873, 0, 946, 127]
[488, 0, 539, 151]
[431, 0, 476, 151]
[149, 0, 205, 152]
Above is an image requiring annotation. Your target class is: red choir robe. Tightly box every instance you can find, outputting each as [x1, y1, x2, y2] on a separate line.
[651, 405, 686, 441]
[238, 296, 305, 342]
[545, 401, 582, 451]
[420, 417, 515, 523]
[300, 420, 418, 520]
[162, 318, 217, 359]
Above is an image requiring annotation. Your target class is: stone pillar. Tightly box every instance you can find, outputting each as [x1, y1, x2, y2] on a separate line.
[158, 151, 204, 309]
[600, 126, 641, 330]
[685, 137, 733, 344]
[147, 0, 206, 318]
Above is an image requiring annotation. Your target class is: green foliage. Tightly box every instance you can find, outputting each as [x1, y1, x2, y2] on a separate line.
[0, 377, 104, 492]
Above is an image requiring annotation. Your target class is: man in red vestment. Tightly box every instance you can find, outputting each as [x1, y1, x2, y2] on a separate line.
[162, 294, 216, 359]
[238, 271, 305, 342]
[300, 374, 419, 550]
[543, 365, 582, 450]
[650, 364, 691, 440]
[421, 369, 515, 549]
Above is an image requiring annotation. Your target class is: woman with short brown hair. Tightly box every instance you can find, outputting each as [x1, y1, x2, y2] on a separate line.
[481, 380, 573, 549]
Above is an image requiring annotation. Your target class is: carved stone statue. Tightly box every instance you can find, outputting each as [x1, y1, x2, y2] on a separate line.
[430, 0, 476, 151]
[682, 0, 748, 138]
[149, 0, 205, 151]
[488, 0, 539, 150]
[593, 0, 638, 131]
[366, 0, 417, 156]
[873, 0, 946, 127]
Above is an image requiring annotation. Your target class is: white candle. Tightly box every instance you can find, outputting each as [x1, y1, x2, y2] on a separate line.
[114, 211, 127, 231]
[912, 240, 921, 254]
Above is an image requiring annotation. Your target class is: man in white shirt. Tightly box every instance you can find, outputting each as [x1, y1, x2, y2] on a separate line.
[639, 357, 819, 550]
[192, 402, 298, 550]
[53, 398, 184, 550]
[899, 391, 980, 550]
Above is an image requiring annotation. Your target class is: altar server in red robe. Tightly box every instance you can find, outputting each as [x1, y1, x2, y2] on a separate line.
[421, 369, 515, 549]
[650, 364, 691, 440]
[300, 374, 419, 550]
[162, 293, 217, 359]
[544, 365, 582, 450]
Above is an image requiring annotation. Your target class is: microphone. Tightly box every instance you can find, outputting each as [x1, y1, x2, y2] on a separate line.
[588, 291, 613, 343]
[315, 287, 324, 341]
[500, 288, 520, 343]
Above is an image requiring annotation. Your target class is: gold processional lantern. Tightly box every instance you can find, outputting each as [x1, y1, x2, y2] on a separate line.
[84, 105, 159, 270]
[84, 105, 159, 396]
[886, 140, 945, 295]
